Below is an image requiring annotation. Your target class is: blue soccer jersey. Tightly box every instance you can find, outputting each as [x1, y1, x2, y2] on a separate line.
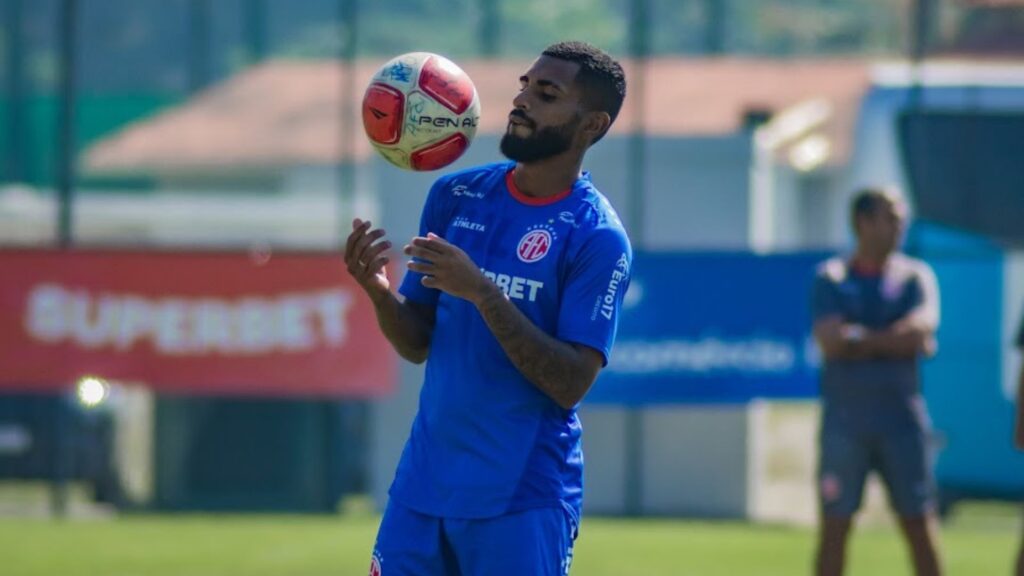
[811, 254, 940, 431]
[391, 161, 632, 521]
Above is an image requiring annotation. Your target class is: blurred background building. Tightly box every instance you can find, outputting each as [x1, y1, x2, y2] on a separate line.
[1, 0, 1022, 521]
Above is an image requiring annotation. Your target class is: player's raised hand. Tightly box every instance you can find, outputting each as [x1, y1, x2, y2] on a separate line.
[345, 218, 392, 300]
[405, 233, 493, 303]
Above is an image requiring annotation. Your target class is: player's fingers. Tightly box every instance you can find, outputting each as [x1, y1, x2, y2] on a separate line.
[354, 228, 387, 265]
[347, 236, 380, 280]
[344, 219, 371, 263]
[404, 244, 439, 262]
[366, 255, 389, 275]
[344, 230, 359, 264]
[356, 232, 389, 265]
[410, 236, 446, 254]
[425, 232, 448, 246]
[362, 239, 392, 265]
[407, 260, 435, 274]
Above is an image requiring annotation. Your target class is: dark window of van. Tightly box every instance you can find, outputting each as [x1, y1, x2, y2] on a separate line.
[898, 111, 1024, 247]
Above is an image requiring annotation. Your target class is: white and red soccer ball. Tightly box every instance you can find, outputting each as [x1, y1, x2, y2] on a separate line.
[362, 52, 481, 171]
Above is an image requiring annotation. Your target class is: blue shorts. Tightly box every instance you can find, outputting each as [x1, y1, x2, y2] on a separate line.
[818, 427, 936, 518]
[370, 499, 577, 576]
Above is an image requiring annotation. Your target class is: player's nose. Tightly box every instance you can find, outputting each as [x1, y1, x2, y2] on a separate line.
[511, 89, 529, 111]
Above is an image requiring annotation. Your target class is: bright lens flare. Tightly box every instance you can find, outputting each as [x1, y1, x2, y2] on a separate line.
[76, 376, 109, 408]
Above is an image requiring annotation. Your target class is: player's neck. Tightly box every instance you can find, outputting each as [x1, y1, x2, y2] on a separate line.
[513, 157, 582, 199]
[851, 247, 891, 272]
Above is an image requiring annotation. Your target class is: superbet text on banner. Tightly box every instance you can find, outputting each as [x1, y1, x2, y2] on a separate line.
[0, 249, 395, 398]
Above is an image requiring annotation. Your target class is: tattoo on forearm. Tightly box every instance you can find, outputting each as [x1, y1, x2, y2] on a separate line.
[477, 291, 581, 406]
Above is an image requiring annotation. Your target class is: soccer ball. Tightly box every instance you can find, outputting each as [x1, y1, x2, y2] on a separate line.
[361, 52, 481, 171]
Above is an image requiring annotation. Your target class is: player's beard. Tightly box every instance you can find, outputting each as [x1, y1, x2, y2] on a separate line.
[500, 112, 581, 163]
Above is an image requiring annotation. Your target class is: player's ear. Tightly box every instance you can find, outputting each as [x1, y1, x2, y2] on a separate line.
[581, 110, 611, 145]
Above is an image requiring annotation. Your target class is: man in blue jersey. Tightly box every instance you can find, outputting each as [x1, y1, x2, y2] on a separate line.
[811, 188, 942, 576]
[344, 41, 630, 576]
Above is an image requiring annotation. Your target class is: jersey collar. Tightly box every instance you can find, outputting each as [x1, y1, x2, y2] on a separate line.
[505, 168, 576, 206]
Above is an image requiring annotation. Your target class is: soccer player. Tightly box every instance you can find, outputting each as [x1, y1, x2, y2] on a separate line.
[345, 41, 630, 576]
[810, 188, 943, 576]
[1015, 307, 1024, 576]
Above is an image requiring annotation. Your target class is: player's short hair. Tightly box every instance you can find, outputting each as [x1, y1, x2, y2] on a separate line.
[542, 41, 626, 144]
[849, 186, 901, 234]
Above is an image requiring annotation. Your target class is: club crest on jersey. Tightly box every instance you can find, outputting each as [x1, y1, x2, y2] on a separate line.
[517, 224, 557, 263]
[368, 551, 383, 576]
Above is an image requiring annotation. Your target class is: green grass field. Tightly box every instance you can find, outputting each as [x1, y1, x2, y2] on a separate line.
[0, 503, 1019, 575]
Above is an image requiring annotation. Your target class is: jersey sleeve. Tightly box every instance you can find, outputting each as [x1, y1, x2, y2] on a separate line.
[810, 266, 842, 322]
[555, 226, 632, 366]
[398, 176, 452, 306]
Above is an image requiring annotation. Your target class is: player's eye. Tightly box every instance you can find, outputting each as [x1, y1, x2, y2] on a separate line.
[539, 93, 556, 102]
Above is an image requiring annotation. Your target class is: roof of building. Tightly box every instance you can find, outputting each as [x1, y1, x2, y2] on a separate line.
[83, 57, 871, 175]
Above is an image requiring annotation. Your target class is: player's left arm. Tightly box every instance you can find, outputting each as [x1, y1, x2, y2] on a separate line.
[405, 232, 609, 409]
[475, 289, 603, 409]
[863, 263, 940, 360]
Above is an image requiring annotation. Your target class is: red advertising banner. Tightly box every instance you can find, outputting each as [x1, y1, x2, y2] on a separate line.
[0, 249, 395, 397]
